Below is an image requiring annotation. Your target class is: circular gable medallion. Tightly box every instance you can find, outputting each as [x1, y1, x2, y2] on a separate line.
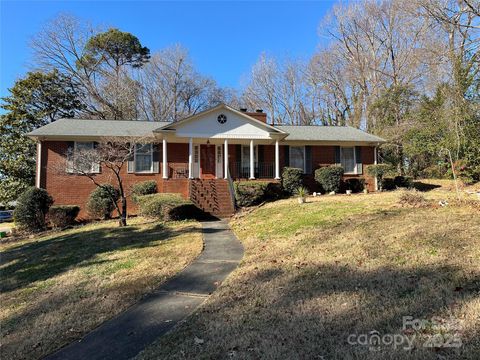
[217, 114, 227, 124]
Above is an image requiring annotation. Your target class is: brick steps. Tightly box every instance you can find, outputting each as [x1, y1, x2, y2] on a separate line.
[189, 179, 235, 218]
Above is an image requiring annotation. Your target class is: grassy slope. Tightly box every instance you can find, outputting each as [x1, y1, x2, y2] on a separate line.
[138, 183, 480, 360]
[0, 218, 203, 360]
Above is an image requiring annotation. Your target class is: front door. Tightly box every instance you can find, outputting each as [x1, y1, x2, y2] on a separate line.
[200, 144, 216, 179]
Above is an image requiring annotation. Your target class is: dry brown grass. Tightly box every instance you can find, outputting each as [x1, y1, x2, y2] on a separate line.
[0, 217, 202, 360]
[138, 180, 480, 360]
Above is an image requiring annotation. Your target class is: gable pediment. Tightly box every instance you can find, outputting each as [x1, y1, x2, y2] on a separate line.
[155, 104, 285, 139]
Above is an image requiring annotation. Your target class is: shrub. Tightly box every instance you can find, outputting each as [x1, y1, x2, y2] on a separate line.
[234, 182, 266, 207]
[281, 167, 303, 195]
[315, 166, 344, 193]
[131, 180, 157, 203]
[136, 193, 193, 221]
[234, 181, 283, 207]
[381, 177, 396, 191]
[344, 178, 365, 193]
[394, 176, 413, 189]
[14, 187, 54, 232]
[86, 185, 119, 220]
[294, 186, 309, 198]
[48, 205, 80, 228]
[366, 164, 395, 190]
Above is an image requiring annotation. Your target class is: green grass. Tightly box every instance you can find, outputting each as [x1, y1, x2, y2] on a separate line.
[138, 182, 480, 360]
[0, 217, 203, 360]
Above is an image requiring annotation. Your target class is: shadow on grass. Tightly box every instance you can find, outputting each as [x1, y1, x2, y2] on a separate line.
[0, 222, 198, 293]
[145, 263, 479, 360]
[413, 181, 442, 192]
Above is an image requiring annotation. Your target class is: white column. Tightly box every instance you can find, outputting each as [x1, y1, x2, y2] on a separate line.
[36, 142, 42, 188]
[249, 140, 255, 179]
[188, 137, 193, 179]
[374, 145, 378, 191]
[162, 138, 168, 179]
[274, 139, 280, 179]
[224, 139, 229, 179]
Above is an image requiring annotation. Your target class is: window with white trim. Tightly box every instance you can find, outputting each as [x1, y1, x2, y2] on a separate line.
[135, 144, 153, 173]
[73, 142, 99, 173]
[341, 147, 356, 174]
[289, 146, 305, 172]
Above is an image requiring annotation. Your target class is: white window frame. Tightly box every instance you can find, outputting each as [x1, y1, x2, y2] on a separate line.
[341, 146, 357, 175]
[73, 141, 100, 174]
[289, 146, 306, 173]
[134, 143, 154, 174]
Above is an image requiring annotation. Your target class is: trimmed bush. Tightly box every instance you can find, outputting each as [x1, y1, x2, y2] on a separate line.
[234, 181, 283, 207]
[131, 180, 157, 203]
[281, 167, 303, 195]
[234, 182, 266, 207]
[48, 205, 80, 228]
[14, 187, 54, 232]
[136, 193, 193, 221]
[86, 185, 119, 220]
[315, 166, 344, 193]
[394, 176, 413, 189]
[366, 164, 395, 191]
[381, 177, 396, 191]
[344, 178, 365, 193]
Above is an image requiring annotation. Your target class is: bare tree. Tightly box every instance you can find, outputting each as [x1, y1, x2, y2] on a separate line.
[138, 45, 223, 121]
[53, 137, 154, 226]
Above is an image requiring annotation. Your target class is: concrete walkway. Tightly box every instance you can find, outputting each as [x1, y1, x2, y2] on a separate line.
[45, 220, 244, 360]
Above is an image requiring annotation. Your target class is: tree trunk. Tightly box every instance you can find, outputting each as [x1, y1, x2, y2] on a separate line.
[119, 196, 127, 227]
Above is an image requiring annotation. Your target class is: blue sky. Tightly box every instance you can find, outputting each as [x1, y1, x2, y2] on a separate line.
[1, 1, 334, 99]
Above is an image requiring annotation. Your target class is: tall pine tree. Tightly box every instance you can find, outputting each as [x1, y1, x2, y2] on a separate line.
[0, 70, 84, 204]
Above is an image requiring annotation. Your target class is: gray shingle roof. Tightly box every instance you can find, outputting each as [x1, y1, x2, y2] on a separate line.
[28, 118, 386, 143]
[28, 119, 169, 138]
[275, 125, 386, 143]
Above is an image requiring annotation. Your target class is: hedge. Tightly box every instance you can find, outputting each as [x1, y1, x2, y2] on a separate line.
[344, 178, 365, 193]
[14, 187, 54, 232]
[234, 181, 282, 207]
[131, 180, 157, 203]
[281, 167, 303, 195]
[315, 166, 344, 193]
[48, 205, 80, 228]
[136, 193, 195, 221]
[86, 185, 119, 220]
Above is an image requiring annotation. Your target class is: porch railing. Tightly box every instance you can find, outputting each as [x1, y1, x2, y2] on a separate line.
[169, 163, 189, 179]
[229, 162, 274, 179]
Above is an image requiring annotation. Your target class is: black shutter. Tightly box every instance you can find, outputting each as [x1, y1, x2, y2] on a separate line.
[258, 145, 264, 163]
[334, 146, 341, 166]
[284, 145, 290, 167]
[355, 146, 362, 174]
[152, 143, 160, 173]
[235, 144, 241, 163]
[305, 146, 312, 174]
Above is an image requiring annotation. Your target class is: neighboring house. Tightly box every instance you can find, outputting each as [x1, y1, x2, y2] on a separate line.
[28, 104, 385, 217]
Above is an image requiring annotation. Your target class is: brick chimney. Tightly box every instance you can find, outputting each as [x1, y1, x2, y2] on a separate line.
[245, 109, 267, 123]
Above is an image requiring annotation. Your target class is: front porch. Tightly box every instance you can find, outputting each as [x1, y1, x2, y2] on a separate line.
[161, 139, 282, 181]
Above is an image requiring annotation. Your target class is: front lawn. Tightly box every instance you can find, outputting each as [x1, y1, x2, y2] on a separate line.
[0, 217, 203, 360]
[138, 183, 480, 359]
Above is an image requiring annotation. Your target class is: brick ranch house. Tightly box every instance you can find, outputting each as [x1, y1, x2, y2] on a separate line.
[28, 104, 386, 218]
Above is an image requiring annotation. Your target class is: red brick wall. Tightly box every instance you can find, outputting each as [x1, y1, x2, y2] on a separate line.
[40, 141, 190, 219]
[39, 141, 378, 218]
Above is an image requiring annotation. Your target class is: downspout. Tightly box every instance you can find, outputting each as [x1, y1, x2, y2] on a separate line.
[36, 141, 42, 188]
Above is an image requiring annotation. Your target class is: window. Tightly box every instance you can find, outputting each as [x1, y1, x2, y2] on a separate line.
[73, 142, 99, 173]
[289, 146, 305, 172]
[341, 147, 356, 174]
[135, 144, 153, 173]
